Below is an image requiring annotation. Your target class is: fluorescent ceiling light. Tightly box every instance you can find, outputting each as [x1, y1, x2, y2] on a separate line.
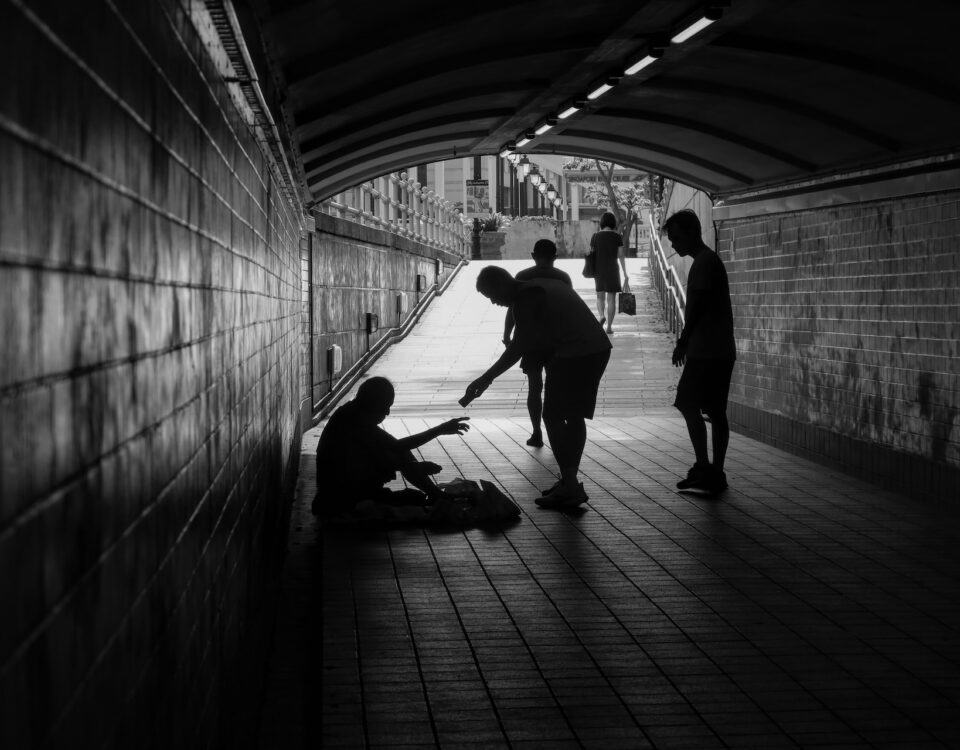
[499, 146, 514, 157]
[534, 123, 553, 135]
[516, 137, 531, 147]
[587, 83, 613, 100]
[558, 105, 580, 119]
[671, 16, 715, 44]
[624, 54, 658, 76]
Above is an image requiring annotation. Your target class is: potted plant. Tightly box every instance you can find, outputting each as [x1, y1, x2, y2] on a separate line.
[478, 212, 510, 259]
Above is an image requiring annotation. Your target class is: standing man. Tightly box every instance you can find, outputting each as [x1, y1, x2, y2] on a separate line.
[665, 210, 736, 494]
[462, 266, 611, 509]
[503, 239, 573, 448]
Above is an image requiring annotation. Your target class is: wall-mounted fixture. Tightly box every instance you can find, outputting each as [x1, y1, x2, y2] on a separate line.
[435, 258, 443, 278]
[396, 292, 408, 316]
[327, 344, 343, 376]
[416, 273, 428, 292]
[366, 312, 379, 334]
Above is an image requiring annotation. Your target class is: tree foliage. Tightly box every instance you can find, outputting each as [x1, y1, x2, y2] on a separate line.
[562, 157, 656, 247]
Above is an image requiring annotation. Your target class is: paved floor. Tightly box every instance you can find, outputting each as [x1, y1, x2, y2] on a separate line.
[260, 260, 960, 749]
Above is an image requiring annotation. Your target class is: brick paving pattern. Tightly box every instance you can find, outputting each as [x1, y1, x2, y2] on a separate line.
[260, 260, 960, 749]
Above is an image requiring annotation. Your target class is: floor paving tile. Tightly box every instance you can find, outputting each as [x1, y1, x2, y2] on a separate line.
[259, 260, 960, 748]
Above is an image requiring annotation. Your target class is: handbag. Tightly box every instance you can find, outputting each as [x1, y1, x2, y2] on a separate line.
[618, 291, 636, 315]
[582, 250, 596, 278]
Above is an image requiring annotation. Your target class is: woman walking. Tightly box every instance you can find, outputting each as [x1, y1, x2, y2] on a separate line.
[590, 211, 629, 334]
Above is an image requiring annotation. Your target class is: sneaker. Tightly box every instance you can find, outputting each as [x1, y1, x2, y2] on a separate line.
[699, 467, 728, 495]
[676, 463, 709, 490]
[540, 480, 562, 496]
[536, 482, 588, 509]
[526, 432, 544, 447]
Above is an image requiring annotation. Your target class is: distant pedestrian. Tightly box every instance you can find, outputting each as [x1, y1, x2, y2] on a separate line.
[462, 266, 611, 509]
[666, 210, 736, 494]
[502, 239, 573, 447]
[590, 211, 629, 334]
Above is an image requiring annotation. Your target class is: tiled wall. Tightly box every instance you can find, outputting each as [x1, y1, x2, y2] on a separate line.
[719, 191, 960, 500]
[1, 2, 302, 747]
[308, 213, 462, 412]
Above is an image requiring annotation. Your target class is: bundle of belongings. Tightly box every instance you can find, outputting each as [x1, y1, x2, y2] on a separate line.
[317, 478, 521, 527]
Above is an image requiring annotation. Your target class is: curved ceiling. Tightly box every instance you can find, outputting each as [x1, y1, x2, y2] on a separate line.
[253, 0, 960, 202]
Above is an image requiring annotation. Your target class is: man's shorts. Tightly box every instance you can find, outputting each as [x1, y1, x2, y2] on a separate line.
[520, 350, 551, 375]
[543, 349, 611, 420]
[674, 358, 735, 415]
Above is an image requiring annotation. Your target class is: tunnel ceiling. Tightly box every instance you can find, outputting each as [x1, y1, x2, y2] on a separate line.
[253, 0, 960, 201]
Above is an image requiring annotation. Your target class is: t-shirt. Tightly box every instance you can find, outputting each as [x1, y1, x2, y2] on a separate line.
[681, 248, 736, 360]
[316, 399, 403, 510]
[515, 264, 573, 286]
[510, 278, 611, 360]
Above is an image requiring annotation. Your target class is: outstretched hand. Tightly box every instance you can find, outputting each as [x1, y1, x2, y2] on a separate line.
[461, 376, 491, 406]
[672, 343, 686, 367]
[437, 417, 471, 436]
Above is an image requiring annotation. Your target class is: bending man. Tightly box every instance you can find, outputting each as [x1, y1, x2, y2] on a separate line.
[463, 266, 611, 509]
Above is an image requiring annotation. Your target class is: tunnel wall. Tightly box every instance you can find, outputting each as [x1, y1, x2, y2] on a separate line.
[306, 213, 462, 416]
[1, 2, 302, 748]
[718, 189, 959, 501]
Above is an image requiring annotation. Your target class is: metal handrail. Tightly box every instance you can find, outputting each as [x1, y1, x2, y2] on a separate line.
[647, 211, 686, 334]
[319, 172, 469, 256]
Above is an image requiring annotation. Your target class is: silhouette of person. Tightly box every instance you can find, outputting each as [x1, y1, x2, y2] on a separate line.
[665, 210, 736, 494]
[463, 266, 611, 509]
[590, 211, 629, 334]
[502, 239, 573, 448]
[312, 376, 470, 516]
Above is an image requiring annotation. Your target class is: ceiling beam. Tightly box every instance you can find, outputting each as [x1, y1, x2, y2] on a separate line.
[713, 33, 960, 106]
[288, 37, 590, 116]
[306, 131, 489, 185]
[532, 145, 719, 194]
[297, 81, 548, 153]
[596, 109, 817, 170]
[557, 129, 754, 184]
[302, 110, 513, 173]
[280, 0, 543, 85]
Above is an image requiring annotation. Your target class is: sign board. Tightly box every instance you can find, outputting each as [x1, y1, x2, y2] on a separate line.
[465, 179, 490, 216]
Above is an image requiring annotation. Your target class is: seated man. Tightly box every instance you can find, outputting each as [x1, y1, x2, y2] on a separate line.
[313, 376, 470, 516]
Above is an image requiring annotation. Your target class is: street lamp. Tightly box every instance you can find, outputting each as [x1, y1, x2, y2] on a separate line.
[537, 182, 547, 195]
[546, 184, 557, 201]
[517, 156, 531, 179]
[529, 168, 542, 187]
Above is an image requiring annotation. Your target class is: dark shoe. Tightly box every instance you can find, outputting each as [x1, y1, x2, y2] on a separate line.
[701, 467, 728, 494]
[536, 482, 588, 509]
[677, 463, 710, 489]
[526, 432, 544, 447]
[540, 480, 562, 496]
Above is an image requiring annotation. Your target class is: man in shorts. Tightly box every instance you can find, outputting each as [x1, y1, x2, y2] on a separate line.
[313, 377, 470, 516]
[665, 210, 736, 494]
[463, 266, 611, 509]
[502, 239, 573, 448]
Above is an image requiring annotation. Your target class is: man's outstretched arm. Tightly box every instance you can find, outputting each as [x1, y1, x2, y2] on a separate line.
[462, 342, 522, 403]
[397, 417, 471, 451]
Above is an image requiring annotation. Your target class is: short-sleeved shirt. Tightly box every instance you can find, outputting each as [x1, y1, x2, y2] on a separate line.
[685, 249, 736, 360]
[515, 264, 573, 286]
[510, 278, 611, 361]
[511, 265, 574, 372]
